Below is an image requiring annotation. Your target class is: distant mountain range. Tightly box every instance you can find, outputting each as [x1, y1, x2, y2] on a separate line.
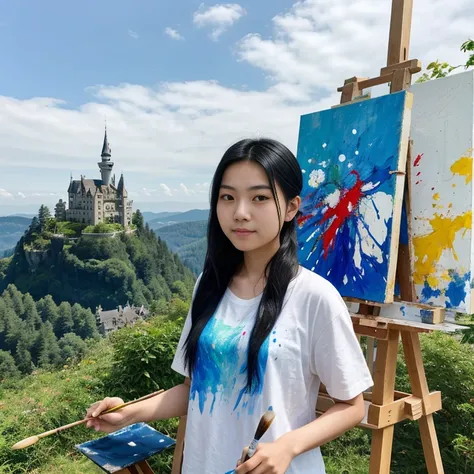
[0, 215, 32, 254]
[145, 209, 209, 230]
[155, 220, 207, 275]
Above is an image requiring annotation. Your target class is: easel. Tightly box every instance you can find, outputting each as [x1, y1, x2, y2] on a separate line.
[116, 461, 154, 474]
[326, 0, 445, 472]
[169, 1, 463, 473]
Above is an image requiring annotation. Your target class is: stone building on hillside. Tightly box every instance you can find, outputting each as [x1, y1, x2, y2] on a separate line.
[56, 127, 133, 227]
[96, 304, 148, 335]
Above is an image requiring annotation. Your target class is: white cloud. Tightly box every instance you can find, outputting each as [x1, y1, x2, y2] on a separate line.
[160, 184, 173, 196]
[165, 27, 184, 41]
[17, 192, 26, 199]
[128, 29, 139, 40]
[1, 0, 473, 206]
[237, 0, 473, 91]
[193, 3, 246, 40]
[0, 189, 14, 199]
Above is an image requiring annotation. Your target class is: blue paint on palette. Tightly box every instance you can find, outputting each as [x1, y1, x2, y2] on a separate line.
[191, 315, 269, 416]
[75, 423, 175, 473]
[420, 309, 433, 324]
[296, 91, 409, 303]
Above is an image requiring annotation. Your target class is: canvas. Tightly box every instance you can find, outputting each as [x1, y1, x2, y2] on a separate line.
[407, 71, 474, 313]
[296, 91, 412, 303]
[76, 422, 175, 473]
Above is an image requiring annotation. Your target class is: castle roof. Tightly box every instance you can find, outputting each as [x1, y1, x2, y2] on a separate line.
[101, 127, 111, 158]
[67, 178, 124, 195]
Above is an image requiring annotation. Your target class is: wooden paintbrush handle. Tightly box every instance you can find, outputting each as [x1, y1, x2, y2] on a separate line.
[100, 389, 164, 415]
[40, 389, 165, 439]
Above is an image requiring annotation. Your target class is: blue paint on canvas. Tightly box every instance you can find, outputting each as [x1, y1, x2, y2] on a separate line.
[296, 91, 408, 303]
[75, 423, 175, 473]
[445, 271, 470, 308]
[190, 315, 269, 416]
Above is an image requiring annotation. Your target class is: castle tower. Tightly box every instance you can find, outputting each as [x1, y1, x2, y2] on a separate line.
[98, 126, 114, 185]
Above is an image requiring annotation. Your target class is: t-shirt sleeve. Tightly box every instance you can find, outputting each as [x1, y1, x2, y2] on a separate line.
[311, 307, 373, 401]
[170, 274, 202, 378]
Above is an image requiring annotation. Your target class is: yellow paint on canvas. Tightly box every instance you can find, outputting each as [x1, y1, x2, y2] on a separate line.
[433, 193, 440, 201]
[413, 211, 472, 286]
[450, 156, 473, 184]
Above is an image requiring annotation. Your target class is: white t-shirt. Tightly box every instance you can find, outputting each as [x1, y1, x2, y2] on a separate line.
[171, 266, 373, 474]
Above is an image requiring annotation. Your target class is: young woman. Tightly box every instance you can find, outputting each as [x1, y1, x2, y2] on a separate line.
[86, 138, 373, 474]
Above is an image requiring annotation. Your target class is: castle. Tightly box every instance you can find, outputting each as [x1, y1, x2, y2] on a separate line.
[55, 128, 133, 227]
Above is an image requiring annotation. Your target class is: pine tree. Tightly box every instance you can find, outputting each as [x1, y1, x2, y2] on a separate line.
[29, 216, 41, 234]
[38, 205, 51, 232]
[132, 210, 144, 231]
[36, 295, 59, 325]
[6, 285, 24, 318]
[37, 321, 62, 368]
[55, 301, 74, 338]
[23, 293, 42, 331]
[15, 334, 34, 374]
[0, 349, 20, 379]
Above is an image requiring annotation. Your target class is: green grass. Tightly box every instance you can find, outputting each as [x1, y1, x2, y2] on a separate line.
[0, 339, 115, 474]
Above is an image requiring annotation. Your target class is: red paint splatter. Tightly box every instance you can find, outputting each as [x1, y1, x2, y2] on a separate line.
[413, 153, 423, 167]
[242, 331, 246, 336]
[319, 170, 364, 258]
[416, 172, 421, 176]
[416, 180, 422, 185]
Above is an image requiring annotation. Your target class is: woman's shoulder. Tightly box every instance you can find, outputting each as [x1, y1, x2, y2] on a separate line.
[289, 266, 347, 309]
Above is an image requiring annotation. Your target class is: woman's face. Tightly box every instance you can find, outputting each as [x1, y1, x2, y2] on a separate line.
[216, 160, 299, 253]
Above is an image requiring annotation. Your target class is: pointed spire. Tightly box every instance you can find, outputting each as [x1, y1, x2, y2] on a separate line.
[117, 173, 125, 191]
[101, 123, 111, 158]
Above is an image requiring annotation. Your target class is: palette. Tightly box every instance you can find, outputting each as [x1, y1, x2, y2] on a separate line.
[75, 422, 175, 473]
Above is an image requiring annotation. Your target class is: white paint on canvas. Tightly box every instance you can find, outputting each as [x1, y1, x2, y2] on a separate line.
[408, 71, 474, 313]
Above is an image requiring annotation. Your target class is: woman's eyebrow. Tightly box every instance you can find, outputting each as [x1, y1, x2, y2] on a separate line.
[220, 184, 272, 191]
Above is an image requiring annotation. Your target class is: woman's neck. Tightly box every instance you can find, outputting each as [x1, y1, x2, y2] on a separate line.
[239, 237, 280, 282]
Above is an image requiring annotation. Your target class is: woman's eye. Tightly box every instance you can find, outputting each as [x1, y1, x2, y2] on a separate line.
[220, 194, 233, 201]
[254, 195, 269, 202]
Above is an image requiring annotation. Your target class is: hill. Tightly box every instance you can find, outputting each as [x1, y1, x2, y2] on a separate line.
[0, 215, 31, 254]
[0, 284, 99, 377]
[142, 211, 178, 222]
[147, 209, 209, 230]
[0, 215, 195, 311]
[155, 221, 207, 275]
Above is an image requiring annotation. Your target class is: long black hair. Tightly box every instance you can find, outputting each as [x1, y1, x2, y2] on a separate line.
[184, 138, 303, 391]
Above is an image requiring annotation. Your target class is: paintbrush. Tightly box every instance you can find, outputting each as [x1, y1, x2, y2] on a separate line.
[11, 389, 164, 450]
[241, 407, 276, 462]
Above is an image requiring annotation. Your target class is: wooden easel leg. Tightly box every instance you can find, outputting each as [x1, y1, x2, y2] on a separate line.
[401, 332, 444, 473]
[369, 329, 400, 474]
[171, 415, 187, 474]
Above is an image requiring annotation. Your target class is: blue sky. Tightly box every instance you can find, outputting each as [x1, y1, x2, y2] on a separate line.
[1, 1, 288, 105]
[0, 0, 472, 215]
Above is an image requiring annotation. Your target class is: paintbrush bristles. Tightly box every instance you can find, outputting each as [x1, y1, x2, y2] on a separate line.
[254, 409, 276, 440]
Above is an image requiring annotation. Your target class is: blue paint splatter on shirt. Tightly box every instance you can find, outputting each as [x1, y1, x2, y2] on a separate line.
[190, 315, 269, 416]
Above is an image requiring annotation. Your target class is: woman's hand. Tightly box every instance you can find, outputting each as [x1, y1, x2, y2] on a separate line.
[85, 397, 131, 433]
[235, 439, 295, 474]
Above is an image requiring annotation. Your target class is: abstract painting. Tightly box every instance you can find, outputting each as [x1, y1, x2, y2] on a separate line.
[76, 423, 175, 473]
[408, 70, 474, 313]
[296, 91, 412, 303]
